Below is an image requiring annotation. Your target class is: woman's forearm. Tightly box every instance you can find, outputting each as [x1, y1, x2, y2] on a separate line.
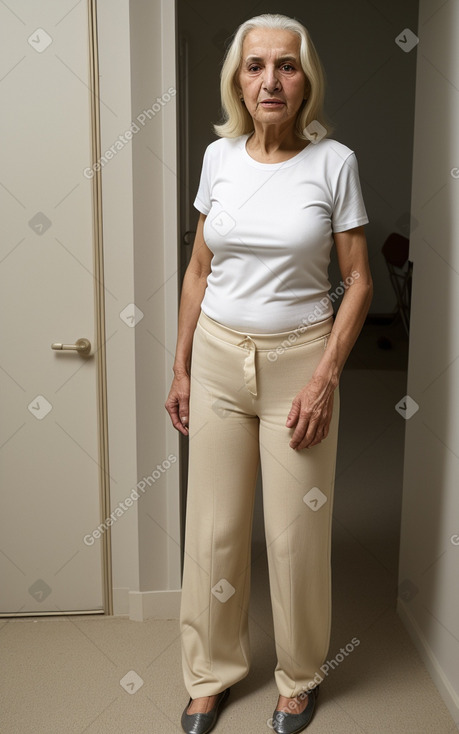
[314, 278, 373, 387]
[173, 270, 208, 375]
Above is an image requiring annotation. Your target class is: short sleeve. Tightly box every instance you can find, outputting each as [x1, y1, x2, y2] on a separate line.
[193, 146, 212, 215]
[332, 152, 369, 232]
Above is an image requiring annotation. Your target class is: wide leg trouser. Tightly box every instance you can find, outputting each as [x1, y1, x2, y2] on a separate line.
[179, 310, 340, 699]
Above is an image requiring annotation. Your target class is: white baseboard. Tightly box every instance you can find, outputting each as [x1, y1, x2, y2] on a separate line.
[397, 599, 459, 726]
[113, 587, 181, 619]
[128, 589, 181, 621]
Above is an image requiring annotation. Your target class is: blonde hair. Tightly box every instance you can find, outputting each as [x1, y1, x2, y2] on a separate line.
[214, 13, 332, 140]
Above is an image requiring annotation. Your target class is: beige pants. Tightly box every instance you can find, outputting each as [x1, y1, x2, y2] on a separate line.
[180, 310, 340, 698]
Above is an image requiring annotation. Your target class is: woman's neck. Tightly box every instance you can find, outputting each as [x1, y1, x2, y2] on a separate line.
[246, 123, 308, 162]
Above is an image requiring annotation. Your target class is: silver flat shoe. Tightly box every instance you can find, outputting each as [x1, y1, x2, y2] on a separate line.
[271, 685, 320, 734]
[181, 687, 230, 734]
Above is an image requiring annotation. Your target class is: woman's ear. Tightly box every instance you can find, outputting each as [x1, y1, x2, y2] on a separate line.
[234, 67, 243, 99]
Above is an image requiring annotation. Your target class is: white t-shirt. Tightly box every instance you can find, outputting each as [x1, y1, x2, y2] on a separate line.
[194, 133, 369, 333]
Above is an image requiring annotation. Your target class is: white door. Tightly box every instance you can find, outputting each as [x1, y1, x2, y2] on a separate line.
[0, 1, 109, 614]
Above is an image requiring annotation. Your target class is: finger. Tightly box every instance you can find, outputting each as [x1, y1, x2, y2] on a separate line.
[166, 399, 189, 435]
[294, 423, 320, 449]
[307, 397, 333, 445]
[289, 413, 312, 448]
[299, 427, 323, 449]
[179, 398, 189, 427]
[177, 422, 189, 436]
[292, 406, 329, 448]
[297, 408, 333, 449]
[173, 413, 189, 435]
[285, 399, 301, 428]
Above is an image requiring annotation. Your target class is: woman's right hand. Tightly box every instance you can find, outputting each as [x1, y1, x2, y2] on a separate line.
[165, 371, 190, 435]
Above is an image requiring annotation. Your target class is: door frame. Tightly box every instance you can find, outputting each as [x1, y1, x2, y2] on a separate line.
[88, 0, 113, 616]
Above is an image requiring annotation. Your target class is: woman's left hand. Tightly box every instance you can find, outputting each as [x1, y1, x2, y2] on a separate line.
[286, 375, 336, 449]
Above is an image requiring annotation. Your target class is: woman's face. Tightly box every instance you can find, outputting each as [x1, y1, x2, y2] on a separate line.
[237, 28, 308, 131]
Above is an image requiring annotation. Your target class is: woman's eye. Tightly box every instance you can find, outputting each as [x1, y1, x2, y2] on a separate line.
[248, 65, 261, 72]
[281, 64, 294, 72]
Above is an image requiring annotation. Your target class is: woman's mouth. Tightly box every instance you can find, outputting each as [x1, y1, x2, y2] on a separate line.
[259, 99, 285, 108]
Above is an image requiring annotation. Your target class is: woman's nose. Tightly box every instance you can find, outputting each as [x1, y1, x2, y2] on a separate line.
[262, 66, 280, 92]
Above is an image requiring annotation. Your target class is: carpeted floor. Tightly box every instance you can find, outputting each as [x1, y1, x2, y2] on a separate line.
[1, 324, 458, 733]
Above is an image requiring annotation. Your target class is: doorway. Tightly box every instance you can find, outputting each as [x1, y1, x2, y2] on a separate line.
[0, 0, 111, 615]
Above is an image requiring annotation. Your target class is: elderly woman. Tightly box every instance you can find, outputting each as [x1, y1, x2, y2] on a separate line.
[166, 13, 372, 734]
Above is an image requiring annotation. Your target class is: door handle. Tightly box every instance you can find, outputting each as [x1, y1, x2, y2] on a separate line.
[51, 338, 92, 356]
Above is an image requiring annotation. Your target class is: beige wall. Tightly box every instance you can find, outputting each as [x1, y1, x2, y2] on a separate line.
[397, 0, 459, 720]
[98, 0, 180, 618]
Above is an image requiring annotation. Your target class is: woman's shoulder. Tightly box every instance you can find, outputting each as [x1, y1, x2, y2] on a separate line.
[202, 134, 247, 159]
[311, 137, 357, 164]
